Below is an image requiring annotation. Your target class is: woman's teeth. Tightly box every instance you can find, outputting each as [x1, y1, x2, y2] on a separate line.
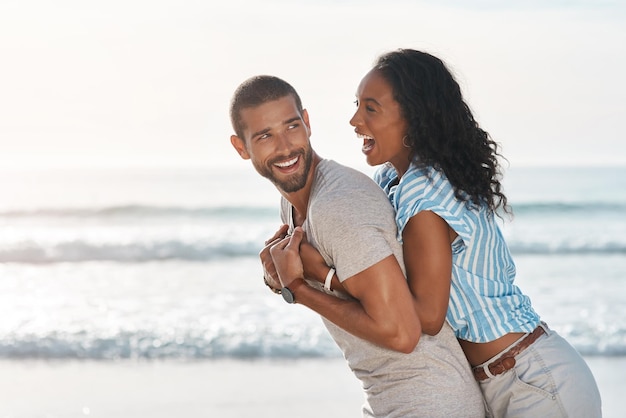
[361, 135, 375, 152]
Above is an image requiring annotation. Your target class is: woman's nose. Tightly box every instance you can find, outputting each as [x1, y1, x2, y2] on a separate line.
[349, 110, 360, 127]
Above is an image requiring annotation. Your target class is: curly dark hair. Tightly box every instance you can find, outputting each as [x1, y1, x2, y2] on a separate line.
[374, 49, 510, 215]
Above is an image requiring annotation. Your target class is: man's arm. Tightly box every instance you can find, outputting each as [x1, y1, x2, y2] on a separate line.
[270, 227, 422, 353]
[288, 213, 452, 336]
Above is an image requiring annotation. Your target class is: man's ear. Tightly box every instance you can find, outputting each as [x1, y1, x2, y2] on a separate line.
[230, 135, 250, 160]
[302, 109, 312, 137]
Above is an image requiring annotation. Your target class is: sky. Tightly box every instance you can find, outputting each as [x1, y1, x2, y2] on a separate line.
[0, 0, 625, 171]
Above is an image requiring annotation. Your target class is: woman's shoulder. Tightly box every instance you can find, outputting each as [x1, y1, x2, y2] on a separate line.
[399, 163, 442, 191]
[399, 164, 458, 204]
[403, 162, 433, 181]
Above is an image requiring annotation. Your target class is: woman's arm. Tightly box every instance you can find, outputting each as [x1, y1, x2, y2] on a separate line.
[402, 210, 454, 335]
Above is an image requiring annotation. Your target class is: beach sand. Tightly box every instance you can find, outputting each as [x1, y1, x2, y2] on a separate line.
[0, 356, 621, 417]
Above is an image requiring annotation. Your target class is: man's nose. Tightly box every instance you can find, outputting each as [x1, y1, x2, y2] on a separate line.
[274, 131, 291, 152]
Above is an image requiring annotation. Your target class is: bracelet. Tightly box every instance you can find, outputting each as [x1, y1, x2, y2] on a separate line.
[263, 275, 281, 294]
[323, 267, 335, 292]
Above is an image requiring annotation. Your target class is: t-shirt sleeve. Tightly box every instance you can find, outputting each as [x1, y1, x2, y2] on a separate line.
[310, 182, 396, 283]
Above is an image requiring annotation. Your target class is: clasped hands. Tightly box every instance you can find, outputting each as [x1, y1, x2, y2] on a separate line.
[260, 224, 329, 293]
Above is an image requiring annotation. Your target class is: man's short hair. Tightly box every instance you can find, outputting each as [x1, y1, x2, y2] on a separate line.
[229, 75, 304, 139]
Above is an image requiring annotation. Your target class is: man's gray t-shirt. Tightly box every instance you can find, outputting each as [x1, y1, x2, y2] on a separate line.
[280, 160, 484, 417]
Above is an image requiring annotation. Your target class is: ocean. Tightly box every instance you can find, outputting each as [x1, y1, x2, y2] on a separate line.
[1, 164, 625, 360]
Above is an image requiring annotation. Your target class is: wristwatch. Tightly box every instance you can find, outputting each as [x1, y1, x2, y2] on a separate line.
[281, 278, 306, 304]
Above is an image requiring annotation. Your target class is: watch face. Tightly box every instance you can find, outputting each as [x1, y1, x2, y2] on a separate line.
[281, 287, 295, 304]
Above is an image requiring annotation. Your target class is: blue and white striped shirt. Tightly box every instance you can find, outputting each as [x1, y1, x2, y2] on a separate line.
[374, 162, 540, 343]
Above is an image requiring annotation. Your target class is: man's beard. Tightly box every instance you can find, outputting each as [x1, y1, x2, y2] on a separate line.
[255, 147, 313, 193]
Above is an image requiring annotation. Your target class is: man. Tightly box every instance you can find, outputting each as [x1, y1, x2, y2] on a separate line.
[229, 75, 484, 417]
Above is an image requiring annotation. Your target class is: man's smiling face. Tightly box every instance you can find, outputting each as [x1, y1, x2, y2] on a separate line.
[232, 95, 314, 193]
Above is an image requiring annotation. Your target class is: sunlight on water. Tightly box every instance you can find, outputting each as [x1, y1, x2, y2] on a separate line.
[0, 165, 624, 358]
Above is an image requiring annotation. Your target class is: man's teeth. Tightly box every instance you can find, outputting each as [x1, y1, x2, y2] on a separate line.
[275, 157, 298, 168]
[357, 133, 374, 140]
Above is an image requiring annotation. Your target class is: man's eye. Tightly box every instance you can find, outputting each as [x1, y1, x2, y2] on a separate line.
[366, 106, 375, 112]
[354, 100, 359, 107]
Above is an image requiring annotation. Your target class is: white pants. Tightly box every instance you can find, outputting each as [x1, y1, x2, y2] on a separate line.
[477, 324, 602, 418]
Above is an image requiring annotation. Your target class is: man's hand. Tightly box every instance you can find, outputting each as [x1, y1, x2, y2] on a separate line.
[264, 224, 289, 246]
[260, 224, 289, 291]
[270, 226, 306, 288]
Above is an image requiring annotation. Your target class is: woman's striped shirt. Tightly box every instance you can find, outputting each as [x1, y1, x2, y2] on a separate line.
[374, 162, 540, 342]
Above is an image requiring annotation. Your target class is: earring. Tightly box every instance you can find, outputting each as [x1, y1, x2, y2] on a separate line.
[402, 135, 410, 148]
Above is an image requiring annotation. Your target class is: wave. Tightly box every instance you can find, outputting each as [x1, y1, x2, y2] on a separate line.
[510, 201, 626, 215]
[507, 241, 626, 255]
[2, 200, 625, 263]
[0, 237, 626, 264]
[0, 329, 338, 360]
[1, 238, 625, 263]
[0, 328, 622, 360]
[0, 239, 263, 263]
[2, 201, 624, 220]
[0, 205, 278, 220]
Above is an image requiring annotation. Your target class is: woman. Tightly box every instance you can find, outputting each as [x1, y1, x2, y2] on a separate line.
[303, 49, 601, 417]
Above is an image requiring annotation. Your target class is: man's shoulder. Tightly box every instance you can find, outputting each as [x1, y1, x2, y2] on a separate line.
[317, 159, 384, 194]
[313, 161, 389, 211]
[311, 160, 395, 222]
[318, 159, 368, 179]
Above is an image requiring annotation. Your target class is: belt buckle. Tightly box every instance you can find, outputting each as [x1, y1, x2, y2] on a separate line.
[473, 363, 489, 380]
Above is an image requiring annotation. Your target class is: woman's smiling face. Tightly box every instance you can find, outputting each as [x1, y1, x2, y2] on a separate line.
[349, 69, 410, 174]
